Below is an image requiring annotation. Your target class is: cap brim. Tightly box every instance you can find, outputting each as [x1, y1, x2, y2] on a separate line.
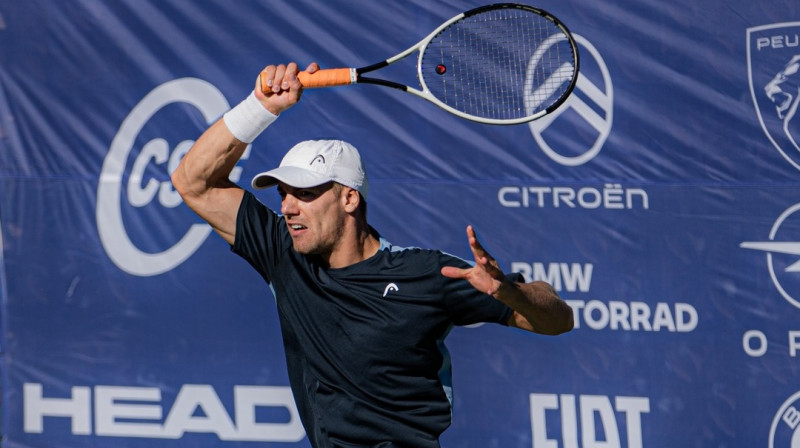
[251, 166, 332, 190]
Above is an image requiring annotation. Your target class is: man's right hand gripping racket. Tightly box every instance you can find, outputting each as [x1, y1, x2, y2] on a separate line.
[264, 3, 579, 125]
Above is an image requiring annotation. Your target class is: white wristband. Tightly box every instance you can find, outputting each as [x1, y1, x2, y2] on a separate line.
[223, 92, 278, 143]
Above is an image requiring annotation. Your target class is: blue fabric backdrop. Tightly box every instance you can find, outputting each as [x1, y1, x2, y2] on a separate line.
[2, 1, 799, 447]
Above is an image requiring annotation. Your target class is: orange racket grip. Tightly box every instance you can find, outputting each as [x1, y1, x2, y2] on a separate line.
[297, 68, 356, 88]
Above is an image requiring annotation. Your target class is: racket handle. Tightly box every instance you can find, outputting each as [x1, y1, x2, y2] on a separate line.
[297, 68, 356, 88]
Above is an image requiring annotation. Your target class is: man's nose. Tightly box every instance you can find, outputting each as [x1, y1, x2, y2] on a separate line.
[281, 194, 298, 215]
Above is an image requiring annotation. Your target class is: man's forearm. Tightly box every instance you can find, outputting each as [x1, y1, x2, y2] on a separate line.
[172, 118, 248, 199]
[495, 280, 574, 335]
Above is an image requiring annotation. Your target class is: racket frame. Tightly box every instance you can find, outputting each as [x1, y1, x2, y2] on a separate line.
[310, 3, 580, 125]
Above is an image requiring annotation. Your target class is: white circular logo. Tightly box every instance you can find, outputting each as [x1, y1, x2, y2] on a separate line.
[767, 204, 800, 309]
[769, 391, 800, 448]
[528, 35, 613, 166]
[96, 78, 231, 276]
[740, 203, 800, 310]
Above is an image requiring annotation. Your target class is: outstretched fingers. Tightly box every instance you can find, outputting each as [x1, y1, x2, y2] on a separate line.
[441, 225, 504, 296]
[467, 225, 502, 277]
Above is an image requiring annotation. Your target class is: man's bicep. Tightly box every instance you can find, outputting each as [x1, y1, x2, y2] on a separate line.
[185, 184, 245, 245]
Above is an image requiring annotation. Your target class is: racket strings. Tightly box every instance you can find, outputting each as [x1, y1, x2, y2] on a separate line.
[421, 7, 576, 121]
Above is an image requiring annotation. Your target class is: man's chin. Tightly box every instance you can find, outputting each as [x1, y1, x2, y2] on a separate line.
[292, 241, 318, 256]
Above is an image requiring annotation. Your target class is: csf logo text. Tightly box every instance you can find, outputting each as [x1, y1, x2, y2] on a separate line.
[96, 78, 247, 277]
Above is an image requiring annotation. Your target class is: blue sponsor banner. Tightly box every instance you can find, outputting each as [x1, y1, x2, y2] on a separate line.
[1, 1, 799, 447]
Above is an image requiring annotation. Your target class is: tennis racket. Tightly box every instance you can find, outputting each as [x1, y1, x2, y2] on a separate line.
[270, 3, 579, 125]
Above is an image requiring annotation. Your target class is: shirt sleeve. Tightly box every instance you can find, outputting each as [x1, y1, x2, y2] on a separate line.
[230, 191, 291, 283]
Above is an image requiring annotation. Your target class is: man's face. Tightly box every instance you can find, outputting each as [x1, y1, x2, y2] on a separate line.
[277, 182, 347, 258]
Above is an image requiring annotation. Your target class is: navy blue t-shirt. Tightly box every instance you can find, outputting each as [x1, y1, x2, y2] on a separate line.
[232, 191, 513, 448]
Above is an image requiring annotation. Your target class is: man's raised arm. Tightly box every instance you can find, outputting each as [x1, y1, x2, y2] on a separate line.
[171, 62, 315, 244]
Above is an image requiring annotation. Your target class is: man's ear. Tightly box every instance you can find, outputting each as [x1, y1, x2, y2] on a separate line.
[342, 187, 361, 213]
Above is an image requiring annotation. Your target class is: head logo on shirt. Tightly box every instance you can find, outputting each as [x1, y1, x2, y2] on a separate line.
[383, 283, 399, 297]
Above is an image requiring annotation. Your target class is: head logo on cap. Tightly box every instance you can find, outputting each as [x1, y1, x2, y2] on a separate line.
[310, 154, 326, 167]
[251, 139, 369, 199]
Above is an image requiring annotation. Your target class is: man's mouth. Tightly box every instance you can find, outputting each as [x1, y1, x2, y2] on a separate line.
[288, 223, 307, 234]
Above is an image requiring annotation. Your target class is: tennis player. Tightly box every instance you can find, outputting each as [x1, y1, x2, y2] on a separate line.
[171, 61, 573, 448]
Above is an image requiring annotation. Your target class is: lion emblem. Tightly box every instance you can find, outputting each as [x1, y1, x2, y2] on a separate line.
[765, 54, 800, 152]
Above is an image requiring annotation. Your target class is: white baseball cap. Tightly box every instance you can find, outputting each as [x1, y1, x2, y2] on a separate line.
[251, 139, 369, 199]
